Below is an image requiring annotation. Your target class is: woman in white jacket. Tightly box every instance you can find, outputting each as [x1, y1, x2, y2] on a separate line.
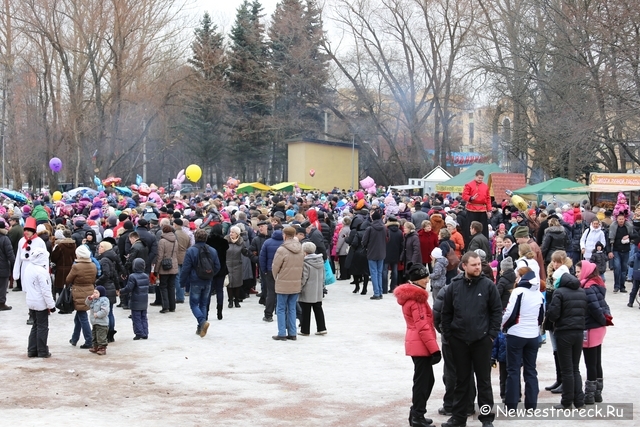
[580, 219, 606, 262]
[23, 248, 56, 358]
[502, 267, 545, 410]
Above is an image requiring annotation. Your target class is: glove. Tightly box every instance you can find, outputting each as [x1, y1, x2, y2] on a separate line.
[431, 350, 442, 365]
[49, 307, 56, 313]
[241, 247, 250, 257]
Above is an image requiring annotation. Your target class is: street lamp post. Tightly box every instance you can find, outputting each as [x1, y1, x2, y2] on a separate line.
[351, 135, 355, 190]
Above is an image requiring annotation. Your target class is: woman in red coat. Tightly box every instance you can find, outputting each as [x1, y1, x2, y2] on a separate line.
[394, 263, 442, 427]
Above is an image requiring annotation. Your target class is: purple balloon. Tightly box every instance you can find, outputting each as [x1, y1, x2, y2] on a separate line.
[49, 157, 62, 172]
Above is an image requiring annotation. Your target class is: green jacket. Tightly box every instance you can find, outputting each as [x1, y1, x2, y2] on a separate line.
[31, 205, 49, 222]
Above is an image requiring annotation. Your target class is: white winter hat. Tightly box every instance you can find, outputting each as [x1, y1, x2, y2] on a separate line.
[75, 245, 91, 259]
[36, 224, 47, 234]
[431, 247, 443, 259]
[103, 229, 114, 239]
[474, 249, 487, 260]
[54, 230, 65, 240]
[445, 216, 457, 227]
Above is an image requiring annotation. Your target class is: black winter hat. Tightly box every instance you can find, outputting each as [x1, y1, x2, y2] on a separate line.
[407, 262, 429, 283]
[96, 286, 106, 297]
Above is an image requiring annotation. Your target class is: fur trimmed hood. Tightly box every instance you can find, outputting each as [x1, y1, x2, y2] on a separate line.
[394, 283, 429, 305]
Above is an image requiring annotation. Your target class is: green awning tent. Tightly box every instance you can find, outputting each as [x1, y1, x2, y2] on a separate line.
[236, 182, 273, 193]
[436, 163, 504, 193]
[271, 182, 315, 192]
[512, 177, 588, 204]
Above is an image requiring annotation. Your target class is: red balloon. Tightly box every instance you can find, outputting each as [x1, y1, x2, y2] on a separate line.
[309, 169, 316, 177]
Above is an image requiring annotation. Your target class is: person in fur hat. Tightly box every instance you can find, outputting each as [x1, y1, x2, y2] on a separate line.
[394, 263, 441, 427]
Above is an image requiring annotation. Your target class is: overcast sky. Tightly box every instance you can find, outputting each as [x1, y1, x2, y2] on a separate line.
[193, 0, 281, 31]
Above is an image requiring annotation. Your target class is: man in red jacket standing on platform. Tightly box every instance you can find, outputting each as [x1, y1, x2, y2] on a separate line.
[461, 170, 491, 242]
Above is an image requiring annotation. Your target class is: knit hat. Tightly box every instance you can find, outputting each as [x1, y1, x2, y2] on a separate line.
[107, 215, 118, 227]
[137, 218, 148, 228]
[55, 229, 65, 240]
[513, 226, 529, 239]
[499, 223, 506, 231]
[500, 256, 513, 271]
[103, 229, 114, 239]
[431, 247, 443, 259]
[75, 245, 91, 259]
[123, 220, 134, 231]
[575, 213, 582, 221]
[474, 249, 487, 260]
[95, 286, 106, 297]
[36, 224, 47, 234]
[174, 218, 183, 226]
[371, 210, 382, 221]
[407, 263, 430, 284]
[445, 216, 456, 227]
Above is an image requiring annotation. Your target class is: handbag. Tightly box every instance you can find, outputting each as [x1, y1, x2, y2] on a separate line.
[445, 242, 460, 272]
[161, 238, 176, 271]
[55, 285, 75, 314]
[324, 259, 336, 285]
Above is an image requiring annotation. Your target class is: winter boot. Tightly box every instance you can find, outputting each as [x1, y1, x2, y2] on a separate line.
[89, 346, 99, 353]
[352, 283, 360, 294]
[584, 380, 597, 405]
[96, 346, 107, 356]
[234, 299, 241, 308]
[360, 277, 369, 295]
[595, 378, 603, 403]
[216, 304, 223, 320]
[107, 330, 116, 343]
[546, 351, 562, 391]
[228, 298, 233, 309]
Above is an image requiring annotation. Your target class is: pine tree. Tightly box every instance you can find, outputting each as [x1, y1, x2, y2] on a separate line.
[227, 0, 272, 181]
[179, 12, 229, 188]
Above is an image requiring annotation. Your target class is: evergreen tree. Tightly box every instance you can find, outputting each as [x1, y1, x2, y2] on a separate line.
[179, 12, 229, 188]
[227, 0, 272, 181]
[268, 0, 329, 181]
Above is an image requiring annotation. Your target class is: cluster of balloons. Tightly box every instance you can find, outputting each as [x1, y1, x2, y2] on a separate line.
[359, 176, 378, 195]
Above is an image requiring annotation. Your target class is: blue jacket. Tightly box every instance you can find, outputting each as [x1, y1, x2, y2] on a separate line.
[584, 283, 610, 330]
[119, 258, 149, 311]
[259, 230, 283, 272]
[491, 331, 507, 363]
[180, 242, 221, 288]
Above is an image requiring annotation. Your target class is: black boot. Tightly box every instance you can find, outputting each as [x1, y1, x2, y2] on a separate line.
[228, 299, 233, 308]
[107, 330, 117, 343]
[234, 299, 241, 308]
[360, 277, 369, 295]
[216, 304, 223, 320]
[545, 351, 562, 391]
[584, 380, 597, 405]
[352, 283, 360, 293]
[409, 408, 433, 427]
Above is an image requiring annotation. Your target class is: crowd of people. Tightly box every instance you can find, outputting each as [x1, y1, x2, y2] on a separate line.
[1, 169, 626, 427]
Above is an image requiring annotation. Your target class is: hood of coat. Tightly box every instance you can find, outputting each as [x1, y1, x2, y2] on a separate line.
[501, 268, 516, 283]
[386, 222, 399, 232]
[281, 239, 302, 254]
[304, 253, 324, 269]
[99, 248, 118, 263]
[26, 247, 49, 268]
[546, 225, 565, 234]
[394, 283, 429, 305]
[579, 260, 598, 282]
[133, 258, 146, 273]
[271, 230, 283, 241]
[370, 219, 385, 231]
[558, 272, 581, 290]
[85, 229, 97, 241]
[161, 231, 176, 243]
[430, 215, 444, 228]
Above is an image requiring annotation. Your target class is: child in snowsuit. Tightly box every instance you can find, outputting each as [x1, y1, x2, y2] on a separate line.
[589, 242, 608, 281]
[86, 285, 110, 355]
[119, 258, 150, 339]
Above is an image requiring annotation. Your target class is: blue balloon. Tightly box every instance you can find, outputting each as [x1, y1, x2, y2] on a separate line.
[97, 185, 105, 191]
[136, 174, 143, 186]
[94, 176, 101, 186]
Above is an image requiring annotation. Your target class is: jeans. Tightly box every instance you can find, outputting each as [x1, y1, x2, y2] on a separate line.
[382, 262, 398, 293]
[630, 280, 640, 306]
[175, 265, 185, 302]
[108, 303, 115, 332]
[71, 310, 92, 345]
[189, 282, 211, 327]
[449, 336, 494, 423]
[613, 251, 629, 291]
[299, 301, 326, 334]
[207, 276, 225, 319]
[627, 244, 636, 281]
[276, 293, 298, 337]
[368, 259, 384, 296]
[28, 309, 50, 356]
[411, 356, 436, 418]
[505, 335, 539, 410]
[555, 330, 585, 407]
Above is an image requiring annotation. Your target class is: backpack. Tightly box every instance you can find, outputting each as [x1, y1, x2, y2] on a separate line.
[195, 244, 215, 280]
[445, 241, 460, 271]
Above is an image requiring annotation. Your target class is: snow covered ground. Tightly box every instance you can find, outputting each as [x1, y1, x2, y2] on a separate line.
[1, 271, 638, 426]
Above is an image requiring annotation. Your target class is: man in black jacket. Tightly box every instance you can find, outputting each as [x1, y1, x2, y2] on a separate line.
[441, 252, 502, 427]
[302, 221, 327, 261]
[249, 221, 271, 302]
[383, 216, 403, 293]
[362, 209, 387, 300]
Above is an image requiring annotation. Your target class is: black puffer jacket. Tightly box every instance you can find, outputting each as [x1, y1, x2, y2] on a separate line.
[584, 282, 610, 330]
[540, 225, 570, 263]
[96, 251, 119, 305]
[546, 273, 587, 332]
[307, 228, 328, 261]
[0, 232, 15, 278]
[362, 219, 387, 261]
[119, 258, 149, 311]
[441, 273, 503, 343]
[432, 283, 449, 338]
[496, 268, 516, 310]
